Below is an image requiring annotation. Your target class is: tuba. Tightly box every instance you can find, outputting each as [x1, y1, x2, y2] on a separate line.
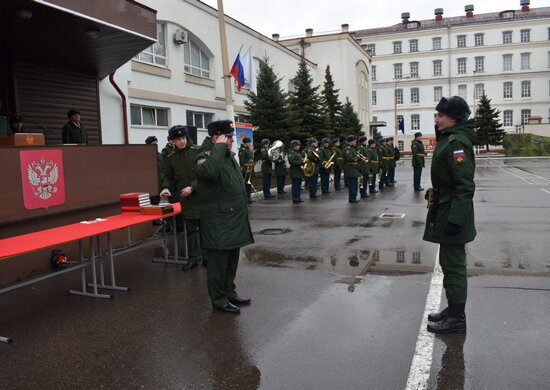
[302, 152, 316, 177]
[267, 140, 284, 161]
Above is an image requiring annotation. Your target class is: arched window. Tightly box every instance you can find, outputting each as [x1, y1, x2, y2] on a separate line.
[184, 37, 212, 78]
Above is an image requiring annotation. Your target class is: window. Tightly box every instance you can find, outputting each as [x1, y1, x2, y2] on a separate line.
[394, 63, 402, 79]
[548, 28, 550, 40]
[433, 60, 442, 76]
[411, 114, 420, 130]
[457, 35, 466, 48]
[372, 91, 377, 106]
[186, 111, 213, 129]
[432, 37, 442, 50]
[503, 110, 513, 126]
[521, 109, 531, 124]
[410, 62, 419, 77]
[475, 33, 484, 46]
[184, 40, 211, 78]
[395, 88, 403, 105]
[398, 140, 404, 152]
[372, 65, 377, 81]
[503, 82, 513, 99]
[393, 41, 402, 54]
[367, 44, 376, 56]
[434, 86, 443, 102]
[135, 24, 167, 66]
[474, 84, 485, 99]
[502, 31, 512, 44]
[521, 53, 530, 70]
[130, 105, 169, 127]
[520, 29, 530, 43]
[396, 115, 404, 129]
[503, 54, 513, 71]
[502, 11, 515, 19]
[458, 84, 467, 99]
[548, 52, 550, 68]
[411, 88, 419, 104]
[409, 39, 418, 52]
[457, 58, 467, 74]
[521, 81, 531, 98]
[475, 57, 484, 72]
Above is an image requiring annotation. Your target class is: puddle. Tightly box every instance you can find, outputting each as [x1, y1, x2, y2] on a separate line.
[257, 228, 292, 235]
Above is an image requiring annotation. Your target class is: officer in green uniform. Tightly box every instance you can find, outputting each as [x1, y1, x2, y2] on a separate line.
[0, 115, 12, 138]
[195, 120, 254, 314]
[332, 138, 344, 190]
[160, 126, 202, 271]
[424, 96, 477, 334]
[62, 109, 88, 144]
[273, 148, 287, 194]
[366, 139, 379, 193]
[260, 139, 274, 199]
[386, 136, 397, 185]
[238, 137, 255, 203]
[377, 138, 389, 189]
[319, 138, 333, 194]
[343, 135, 360, 203]
[357, 136, 370, 198]
[411, 132, 425, 191]
[305, 138, 321, 198]
[288, 140, 304, 204]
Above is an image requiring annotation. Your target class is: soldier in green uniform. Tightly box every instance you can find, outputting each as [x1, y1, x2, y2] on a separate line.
[0, 115, 12, 138]
[239, 137, 255, 203]
[386, 136, 397, 185]
[288, 140, 304, 204]
[319, 138, 333, 194]
[377, 138, 389, 189]
[305, 138, 321, 198]
[357, 136, 370, 198]
[424, 96, 477, 334]
[411, 132, 425, 191]
[332, 138, 344, 190]
[160, 126, 202, 271]
[273, 147, 287, 195]
[62, 109, 88, 144]
[366, 139, 379, 193]
[343, 135, 360, 203]
[195, 120, 254, 314]
[260, 139, 274, 199]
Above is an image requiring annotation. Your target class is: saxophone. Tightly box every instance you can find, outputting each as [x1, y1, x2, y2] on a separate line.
[322, 152, 336, 170]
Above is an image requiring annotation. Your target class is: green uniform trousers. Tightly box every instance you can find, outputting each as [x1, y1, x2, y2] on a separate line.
[440, 244, 467, 304]
[184, 219, 201, 264]
[207, 248, 240, 307]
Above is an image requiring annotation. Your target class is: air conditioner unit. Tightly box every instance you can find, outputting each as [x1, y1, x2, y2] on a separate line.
[173, 29, 188, 45]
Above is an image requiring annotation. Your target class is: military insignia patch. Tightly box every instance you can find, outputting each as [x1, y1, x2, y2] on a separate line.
[453, 149, 465, 163]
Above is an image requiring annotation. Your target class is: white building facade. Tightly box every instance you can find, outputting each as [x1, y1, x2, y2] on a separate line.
[354, 2, 550, 138]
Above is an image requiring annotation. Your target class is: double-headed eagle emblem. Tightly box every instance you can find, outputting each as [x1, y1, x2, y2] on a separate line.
[27, 158, 59, 200]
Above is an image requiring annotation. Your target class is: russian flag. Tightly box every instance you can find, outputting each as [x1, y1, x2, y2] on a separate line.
[230, 53, 245, 91]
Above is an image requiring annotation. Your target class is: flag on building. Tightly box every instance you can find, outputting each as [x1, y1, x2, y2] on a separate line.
[241, 47, 257, 95]
[398, 118, 405, 134]
[230, 53, 245, 91]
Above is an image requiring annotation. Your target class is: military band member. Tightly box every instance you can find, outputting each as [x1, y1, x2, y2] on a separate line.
[377, 138, 389, 189]
[319, 138, 332, 194]
[358, 136, 370, 198]
[274, 149, 287, 194]
[239, 137, 255, 203]
[195, 120, 254, 314]
[386, 136, 398, 185]
[260, 139, 274, 199]
[424, 96, 477, 334]
[305, 138, 320, 198]
[288, 140, 304, 204]
[160, 126, 202, 271]
[366, 139, 379, 193]
[343, 135, 360, 203]
[411, 132, 425, 191]
[332, 138, 344, 190]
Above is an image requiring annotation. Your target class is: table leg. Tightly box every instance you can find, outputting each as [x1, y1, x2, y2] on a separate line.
[88, 233, 130, 292]
[152, 215, 188, 265]
[69, 238, 112, 299]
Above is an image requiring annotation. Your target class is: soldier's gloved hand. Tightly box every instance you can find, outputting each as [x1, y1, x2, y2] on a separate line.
[444, 223, 462, 235]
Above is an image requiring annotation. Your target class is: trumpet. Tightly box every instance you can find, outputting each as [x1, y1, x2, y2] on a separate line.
[357, 151, 369, 163]
[243, 160, 256, 191]
[322, 152, 336, 170]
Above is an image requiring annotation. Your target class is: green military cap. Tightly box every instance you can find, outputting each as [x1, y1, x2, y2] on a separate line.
[242, 137, 251, 143]
[206, 120, 234, 136]
[347, 135, 357, 142]
[168, 125, 188, 140]
[358, 136, 367, 143]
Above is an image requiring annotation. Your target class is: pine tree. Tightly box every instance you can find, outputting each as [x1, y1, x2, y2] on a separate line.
[320, 65, 343, 138]
[475, 93, 505, 151]
[287, 60, 326, 142]
[339, 98, 362, 137]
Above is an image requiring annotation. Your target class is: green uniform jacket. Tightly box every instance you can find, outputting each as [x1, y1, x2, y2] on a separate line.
[0, 117, 12, 138]
[260, 147, 273, 174]
[319, 146, 333, 173]
[274, 154, 286, 177]
[411, 140, 425, 168]
[423, 119, 477, 245]
[238, 145, 254, 176]
[305, 146, 320, 175]
[288, 148, 304, 179]
[387, 145, 396, 169]
[343, 145, 360, 178]
[161, 138, 201, 220]
[378, 145, 389, 172]
[195, 143, 254, 250]
[62, 121, 88, 144]
[333, 146, 344, 171]
[366, 147, 379, 175]
[357, 144, 369, 175]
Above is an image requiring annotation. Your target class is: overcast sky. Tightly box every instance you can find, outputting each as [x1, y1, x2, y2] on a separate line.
[200, 0, 541, 38]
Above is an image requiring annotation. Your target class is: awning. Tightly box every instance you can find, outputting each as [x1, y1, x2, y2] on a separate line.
[370, 121, 387, 127]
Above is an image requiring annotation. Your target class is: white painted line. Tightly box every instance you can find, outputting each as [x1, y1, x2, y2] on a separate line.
[487, 161, 534, 185]
[541, 188, 550, 195]
[405, 246, 443, 390]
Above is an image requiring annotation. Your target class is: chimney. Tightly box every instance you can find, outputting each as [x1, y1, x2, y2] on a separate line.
[435, 8, 444, 21]
[521, 0, 530, 11]
[306, 28, 313, 37]
[341, 23, 349, 33]
[401, 12, 410, 24]
[272, 33, 280, 42]
[465, 4, 474, 18]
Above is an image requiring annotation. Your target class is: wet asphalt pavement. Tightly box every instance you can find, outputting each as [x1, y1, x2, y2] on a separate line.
[1, 157, 550, 389]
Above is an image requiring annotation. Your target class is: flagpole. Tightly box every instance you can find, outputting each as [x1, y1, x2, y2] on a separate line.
[217, 0, 235, 125]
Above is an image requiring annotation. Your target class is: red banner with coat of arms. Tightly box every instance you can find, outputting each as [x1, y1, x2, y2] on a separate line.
[20, 150, 66, 210]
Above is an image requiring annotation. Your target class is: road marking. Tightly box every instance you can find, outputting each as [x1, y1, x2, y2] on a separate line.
[405, 246, 443, 390]
[487, 160, 534, 185]
[541, 188, 550, 196]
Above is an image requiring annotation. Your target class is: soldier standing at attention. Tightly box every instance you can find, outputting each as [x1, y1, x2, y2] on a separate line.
[332, 138, 344, 190]
[319, 138, 332, 194]
[195, 120, 254, 314]
[288, 140, 304, 204]
[343, 135, 360, 203]
[260, 139, 273, 199]
[273, 148, 287, 195]
[387, 137, 399, 185]
[411, 132, 425, 191]
[424, 96, 477, 334]
[238, 137, 255, 203]
[358, 136, 370, 199]
[366, 139, 379, 193]
[305, 138, 321, 199]
[377, 138, 389, 189]
[160, 126, 202, 271]
[62, 109, 88, 144]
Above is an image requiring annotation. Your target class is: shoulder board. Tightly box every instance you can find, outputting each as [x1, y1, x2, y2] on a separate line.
[190, 145, 199, 150]
[449, 134, 456, 142]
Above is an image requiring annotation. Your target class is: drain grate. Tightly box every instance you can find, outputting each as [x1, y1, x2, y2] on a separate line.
[379, 213, 406, 219]
[257, 228, 292, 235]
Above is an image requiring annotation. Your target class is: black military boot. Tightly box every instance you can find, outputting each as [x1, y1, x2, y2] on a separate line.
[427, 302, 466, 334]
[427, 307, 448, 322]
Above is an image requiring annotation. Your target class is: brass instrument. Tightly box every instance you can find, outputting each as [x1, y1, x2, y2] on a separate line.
[243, 160, 256, 191]
[302, 152, 316, 178]
[267, 140, 284, 161]
[357, 151, 369, 163]
[322, 152, 336, 170]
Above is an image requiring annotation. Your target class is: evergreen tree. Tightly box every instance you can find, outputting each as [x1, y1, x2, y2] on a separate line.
[475, 93, 505, 151]
[320, 65, 343, 138]
[372, 126, 382, 139]
[287, 60, 326, 142]
[339, 98, 362, 137]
